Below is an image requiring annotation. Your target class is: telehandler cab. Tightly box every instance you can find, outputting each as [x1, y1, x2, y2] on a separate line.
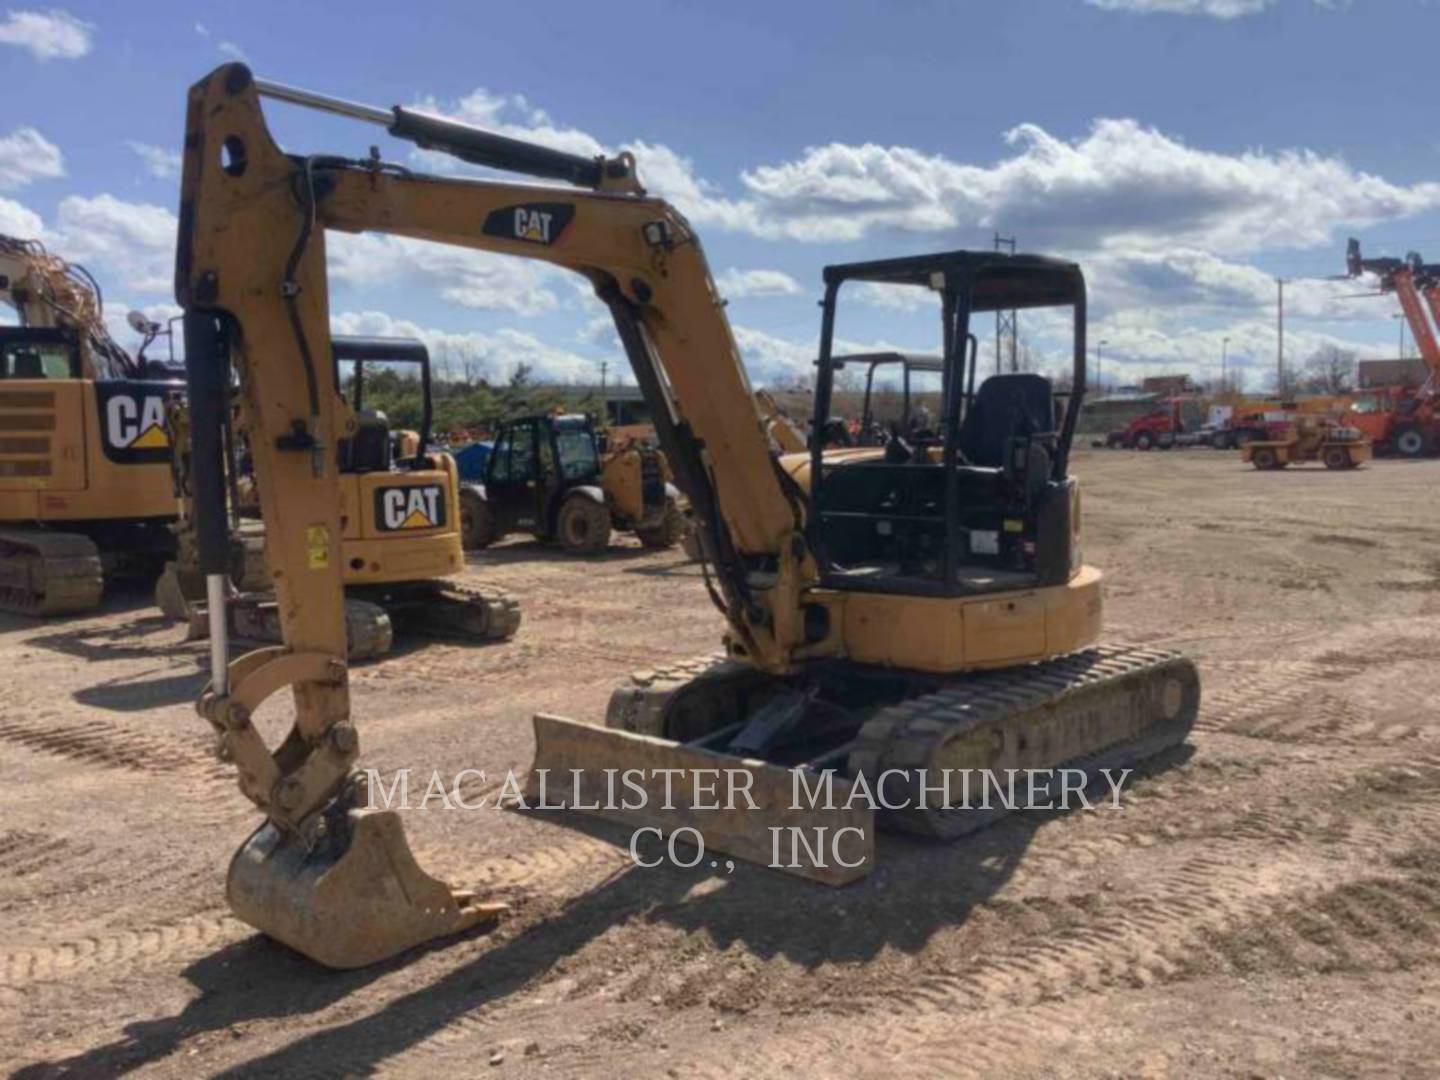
[460, 411, 683, 554]
[176, 64, 1198, 968]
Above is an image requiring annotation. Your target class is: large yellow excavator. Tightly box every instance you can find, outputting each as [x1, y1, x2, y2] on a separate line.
[0, 235, 181, 614]
[177, 64, 1199, 968]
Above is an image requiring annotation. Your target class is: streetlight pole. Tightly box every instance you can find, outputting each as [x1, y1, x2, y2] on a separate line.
[1276, 278, 1288, 397]
[1221, 336, 1229, 394]
[1095, 339, 1107, 394]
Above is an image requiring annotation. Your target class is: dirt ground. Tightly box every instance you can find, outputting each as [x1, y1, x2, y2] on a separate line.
[2, 447, 1439, 1079]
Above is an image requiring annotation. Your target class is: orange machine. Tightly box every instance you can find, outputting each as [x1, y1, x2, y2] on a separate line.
[1343, 239, 1440, 457]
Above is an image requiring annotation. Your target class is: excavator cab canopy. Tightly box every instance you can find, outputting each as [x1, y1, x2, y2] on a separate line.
[332, 335, 434, 471]
[833, 352, 946, 442]
[810, 250, 1085, 598]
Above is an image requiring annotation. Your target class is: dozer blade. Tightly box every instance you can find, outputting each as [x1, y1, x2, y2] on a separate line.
[227, 806, 505, 969]
[530, 714, 874, 886]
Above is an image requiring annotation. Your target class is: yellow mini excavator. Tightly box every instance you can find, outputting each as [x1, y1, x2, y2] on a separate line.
[177, 65, 1198, 968]
[158, 334, 521, 658]
[0, 235, 181, 614]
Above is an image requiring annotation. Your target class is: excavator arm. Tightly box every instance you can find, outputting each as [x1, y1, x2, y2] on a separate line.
[175, 64, 816, 966]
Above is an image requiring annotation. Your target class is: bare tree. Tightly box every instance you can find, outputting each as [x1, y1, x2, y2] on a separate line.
[1301, 345, 1356, 395]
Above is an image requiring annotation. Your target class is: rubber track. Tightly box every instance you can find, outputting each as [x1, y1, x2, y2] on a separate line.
[430, 579, 523, 642]
[0, 528, 103, 616]
[849, 645, 1199, 837]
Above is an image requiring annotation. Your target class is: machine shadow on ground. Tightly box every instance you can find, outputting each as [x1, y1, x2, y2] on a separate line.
[71, 664, 210, 712]
[467, 541, 665, 568]
[15, 746, 1191, 1079]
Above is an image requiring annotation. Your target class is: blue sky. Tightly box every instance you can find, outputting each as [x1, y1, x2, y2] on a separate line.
[6, 0, 1440, 389]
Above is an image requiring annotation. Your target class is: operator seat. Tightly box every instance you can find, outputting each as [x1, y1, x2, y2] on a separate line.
[957, 374, 1054, 467]
[342, 409, 393, 473]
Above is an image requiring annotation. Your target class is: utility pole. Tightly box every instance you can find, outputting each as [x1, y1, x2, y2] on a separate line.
[599, 359, 608, 392]
[994, 232, 1017, 374]
[1095, 339, 1107, 394]
[1221, 336, 1229, 394]
[1276, 278, 1288, 397]
[1395, 313, 1407, 359]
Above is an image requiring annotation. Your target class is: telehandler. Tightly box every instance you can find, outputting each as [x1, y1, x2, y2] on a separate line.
[176, 64, 1198, 968]
[0, 234, 181, 614]
[158, 335, 521, 657]
[459, 410, 683, 553]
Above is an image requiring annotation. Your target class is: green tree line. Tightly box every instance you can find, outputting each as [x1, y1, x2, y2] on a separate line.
[344, 363, 604, 440]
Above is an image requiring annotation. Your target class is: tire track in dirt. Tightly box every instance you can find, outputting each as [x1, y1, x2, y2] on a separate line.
[0, 910, 243, 988]
[0, 829, 78, 879]
[385, 736, 1440, 1073]
[0, 713, 227, 779]
[1198, 657, 1433, 746]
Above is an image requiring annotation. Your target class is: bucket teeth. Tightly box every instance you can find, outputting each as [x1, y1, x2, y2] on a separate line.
[227, 805, 503, 969]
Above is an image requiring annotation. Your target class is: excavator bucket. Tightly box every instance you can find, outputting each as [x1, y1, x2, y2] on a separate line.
[530, 714, 874, 885]
[227, 806, 505, 969]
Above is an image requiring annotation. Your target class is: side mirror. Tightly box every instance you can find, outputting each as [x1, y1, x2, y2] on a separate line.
[127, 309, 156, 334]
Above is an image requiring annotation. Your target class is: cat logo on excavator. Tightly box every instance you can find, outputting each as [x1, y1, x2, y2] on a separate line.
[482, 202, 574, 246]
[96, 384, 172, 464]
[376, 484, 446, 531]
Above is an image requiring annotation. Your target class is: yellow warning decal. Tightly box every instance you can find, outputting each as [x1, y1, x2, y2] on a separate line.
[399, 508, 434, 529]
[306, 524, 330, 570]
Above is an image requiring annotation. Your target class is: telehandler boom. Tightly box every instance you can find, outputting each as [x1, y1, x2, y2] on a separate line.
[177, 64, 1198, 968]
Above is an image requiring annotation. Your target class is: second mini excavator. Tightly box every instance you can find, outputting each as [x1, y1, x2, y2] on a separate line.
[158, 334, 520, 658]
[176, 65, 1199, 967]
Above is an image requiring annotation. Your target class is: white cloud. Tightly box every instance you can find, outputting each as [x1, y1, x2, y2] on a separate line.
[1089, 246, 1375, 321]
[328, 231, 561, 316]
[408, 88, 753, 231]
[738, 119, 1440, 251]
[715, 267, 802, 299]
[0, 8, 92, 60]
[0, 127, 63, 190]
[731, 324, 817, 384]
[331, 309, 598, 383]
[0, 193, 42, 236]
[850, 281, 932, 312]
[126, 141, 181, 180]
[52, 194, 177, 294]
[1084, 0, 1273, 16]
[218, 40, 243, 59]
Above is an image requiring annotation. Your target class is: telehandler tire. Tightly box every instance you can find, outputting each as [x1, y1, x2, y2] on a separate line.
[557, 495, 611, 555]
[1392, 424, 1431, 459]
[636, 498, 685, 549]
[459, 487, 499, 550]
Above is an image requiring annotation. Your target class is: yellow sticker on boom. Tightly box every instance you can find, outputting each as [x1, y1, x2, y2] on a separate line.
[306, 525, 330, 570]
